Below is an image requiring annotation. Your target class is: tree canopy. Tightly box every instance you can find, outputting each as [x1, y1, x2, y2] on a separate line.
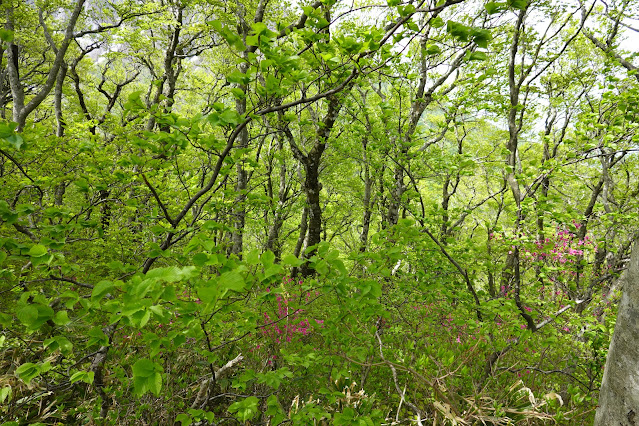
[1, 0, 638, 424]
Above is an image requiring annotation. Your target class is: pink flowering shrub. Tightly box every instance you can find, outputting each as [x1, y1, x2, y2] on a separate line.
[521, 223, 596, 266]
[258, 276, 323, 351]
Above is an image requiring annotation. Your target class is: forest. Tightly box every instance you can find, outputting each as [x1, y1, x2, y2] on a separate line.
[1, 0, 638, 424]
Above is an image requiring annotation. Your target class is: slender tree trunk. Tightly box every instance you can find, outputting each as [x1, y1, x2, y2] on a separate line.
[6, 0, 86, 131]
[266, 137, 289, 260]
[55, 63, 67, 137]
[594, 238, 639, 426]
[293, 206, 308, 259]
[231, 59, 249, 257]
[359, 137, 372, 252]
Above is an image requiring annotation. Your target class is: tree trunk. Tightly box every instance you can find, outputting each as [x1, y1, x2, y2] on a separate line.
[300, 156, 322, 276]
[359, 137, 372, 252]
[595, 238, 639, 426]
[230, 60, 249, 257]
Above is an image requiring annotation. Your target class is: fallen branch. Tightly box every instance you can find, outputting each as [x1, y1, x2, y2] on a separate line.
[191, 353, 244, 410]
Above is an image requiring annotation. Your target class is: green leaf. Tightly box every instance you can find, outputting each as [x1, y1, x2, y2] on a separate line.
[87, 327, 109, 346]
[0, 312, 12, 327]
[132, 359, 163, 396]
[133, 359, 156, 378]
[426, 44, 441, 55]
[91, 280, 114, 301]
[447, 21, 470, 42]
[0, 29, 14, 43]
[430, 17, 445, 28]
[16, 362, 49, 384]
[192, 252, 209, 266]
[0, 386, 11, 404]
[219, 109, 241, 125]
[70, 371, 94, 384]
[146, 266, 197, 282]
[44, 335, 73, 356]
[261, 250, 275, 267]
[17, 305, 38, 326]
[227, 70, 251, 85]
[219, 271, 245, 292]
[74, 178, 90, 192]
[28, 244, 48, 257]
[16, 363, 39, 383]
[175, 413, 192, 425]
[0, 123, 15, 138]
[5, 133, 23, 149]
[148, 371, 162, 395]
[397, 4, 416, 16]
[485, 1, 507, 14]
[53, 310, 70, 326]
[282, 254, 304, 267]
[228, 396, 259, 421]
[229, 88, 246, 100]
[471, 28, 492, 48]
[197, 280, 219, 304]
[467, 51, 487, 61]
[508, 0, 528, 9]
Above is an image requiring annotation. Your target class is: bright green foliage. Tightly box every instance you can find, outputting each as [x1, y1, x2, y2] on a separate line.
[1, 0, 638, 424]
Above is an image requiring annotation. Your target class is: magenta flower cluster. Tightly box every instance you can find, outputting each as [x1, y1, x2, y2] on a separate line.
[258, 276, 323, 347]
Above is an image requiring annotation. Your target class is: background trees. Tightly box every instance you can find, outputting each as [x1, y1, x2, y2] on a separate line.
[1, 0, 638, 424]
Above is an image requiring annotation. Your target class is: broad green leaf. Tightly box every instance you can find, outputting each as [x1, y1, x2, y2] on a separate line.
[91, 280, 114, 301]
[471, 28, 492, 48]
[467, 51, 487, 61]
[16, 362, 49, 384]
[70, 371, 94, 384]
[426, 44, 441, 55]
[132, 358, 156, 378]
[87, 327, 109, 346]
[192, 252, 209, 266]
[175, 413, 192, 425]
[0, 312, 12, 327]
[44, 335, 73, 356]
[282, 254, 304, 267]
[53, 310, 70, 326]
[74, 179, 89, 192]
[17, 305, 38, 326]
[198, 280, 219, 304]
[447, 21, 470, 42]
[430, 17, 445, 28]
[263, 264, 283, 279]
[132, 359, 163, 396]
[228, 396, 259, 422]
[0, 29, 13, 43]
[485, 1, 507, 13]
[219, 271, 245, 292]
[0, 386, 11, 404]
[226, 70, 251, 85]
[261, 250, 275, 267]
[397, 4, 415, 17]
[0, 123, 15, 138]
[28, 244, 47, 257]
[5, 134, 23, 149]
[508, 0, 528, 9]
[146, 266, 197, 282]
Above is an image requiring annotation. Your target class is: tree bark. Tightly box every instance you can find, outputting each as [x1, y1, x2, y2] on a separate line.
[595, 238, 639, 426]
[359, 136, 372, 252]
[6, 0, 86, 131]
